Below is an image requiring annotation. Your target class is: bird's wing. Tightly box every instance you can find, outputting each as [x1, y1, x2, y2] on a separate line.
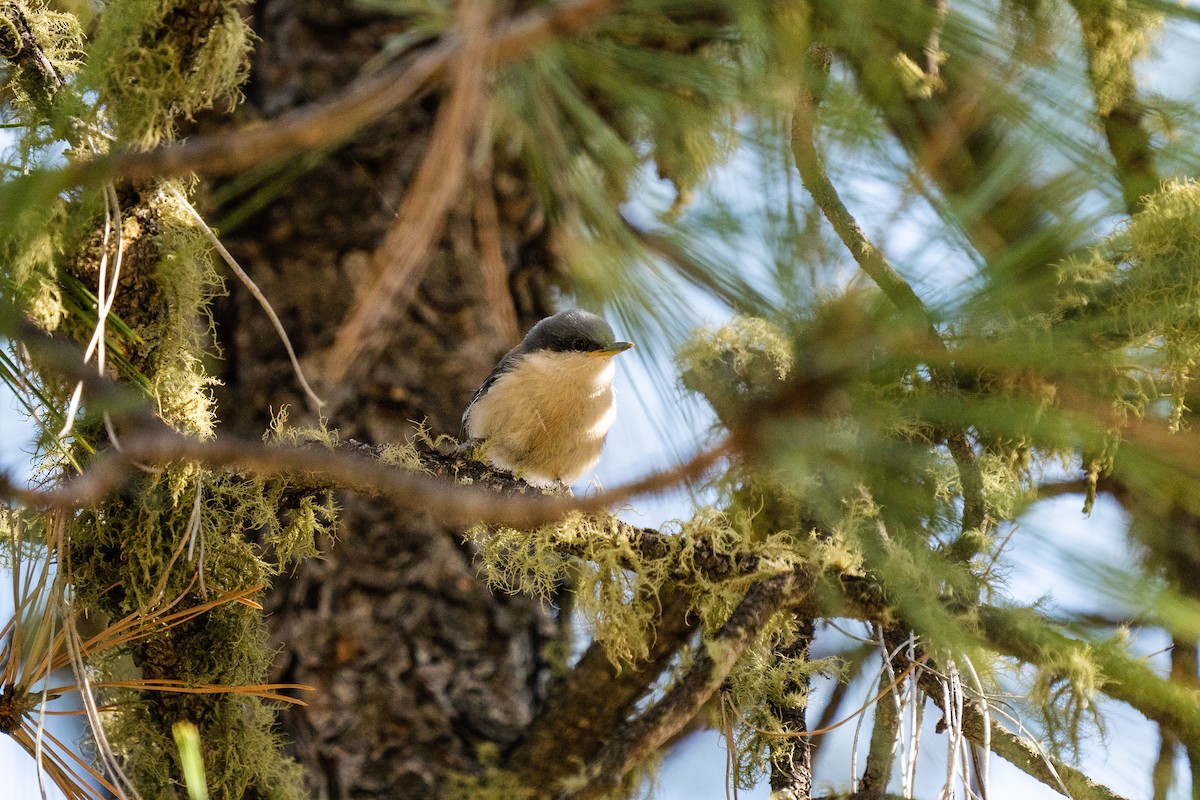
[460, 350, 521, 439]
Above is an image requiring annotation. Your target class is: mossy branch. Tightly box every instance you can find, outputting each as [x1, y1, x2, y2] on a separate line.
[1068, 0, 1160, 214]
[504, 588, 696, 795]
[0, 1, 63, 105]
[561, 573, 794, 800]
[981, 604, 1200, 751]
[859, 657, 901, 795]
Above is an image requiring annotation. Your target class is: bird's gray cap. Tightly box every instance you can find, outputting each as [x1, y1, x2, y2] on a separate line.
[516, 309, 632, 355]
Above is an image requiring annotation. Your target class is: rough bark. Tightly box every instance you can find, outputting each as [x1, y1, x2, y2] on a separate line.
[211, 2, 559, 795]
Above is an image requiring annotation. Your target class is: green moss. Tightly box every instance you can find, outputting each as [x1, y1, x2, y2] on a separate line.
[1019, 632, 1105, 757]
[148, 184, 227, 436]
[67, 456, 334, 799]
[1, 197, 69, 331]
[445, 743, 538, 800]
[1076, 0, 1161, 117]
[473, 508, 797, 669]
[1057, 179, 1200, 428]
[677, 316, 793, 421]
[80, 0, 252, 147]
[0, 1, 84, 112]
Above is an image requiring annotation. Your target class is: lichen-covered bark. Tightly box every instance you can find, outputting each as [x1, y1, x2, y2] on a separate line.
[212, 2, 558, 795]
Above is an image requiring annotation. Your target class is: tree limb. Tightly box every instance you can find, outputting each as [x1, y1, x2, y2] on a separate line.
[1, 423, 727, 531]
[1069, 0, 1160, 214]
[980, 604, 1200, 752]
[505, 588, 696, 794]
[0, 1, 63, 105]
[101, 0, 616, 183]
[789, 49, 986, 541]
[560, 573, 795, 800]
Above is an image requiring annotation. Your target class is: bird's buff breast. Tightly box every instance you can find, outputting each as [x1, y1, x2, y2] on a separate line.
[465, 351, 618, 486]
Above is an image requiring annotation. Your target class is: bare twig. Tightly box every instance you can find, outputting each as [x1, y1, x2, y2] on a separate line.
[2, 427, 729, 531]
[914, 657, 1129, 800]
[174, 189, 325, 411]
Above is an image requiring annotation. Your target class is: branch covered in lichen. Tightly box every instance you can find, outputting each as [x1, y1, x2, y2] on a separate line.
[1069, 0, 1160, 214]
[562, 573, 795, 800]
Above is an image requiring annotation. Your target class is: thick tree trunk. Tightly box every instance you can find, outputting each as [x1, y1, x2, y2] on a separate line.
[211, 3, 558, 795]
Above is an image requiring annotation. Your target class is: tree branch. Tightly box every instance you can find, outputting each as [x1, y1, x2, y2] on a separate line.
[1069, 0, 1160, 214]
[981, 604, 1200, 753]
[769, 618, 816, 799]
[0, 1, 63, 105]
[809, 0, 1075, 288]
[859, 656, 901, 795]
[2, 425, 727, 531]
[561, 573, 795, 800]
[789, 49, 986, 541]
[505, 588, 696, 794]
[100, 0, 616, 183]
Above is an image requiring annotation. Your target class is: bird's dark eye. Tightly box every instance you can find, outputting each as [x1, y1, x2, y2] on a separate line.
[572, 338, 588, 351]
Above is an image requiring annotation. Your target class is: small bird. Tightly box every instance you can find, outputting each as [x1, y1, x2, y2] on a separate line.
[462, 309, 633, 487]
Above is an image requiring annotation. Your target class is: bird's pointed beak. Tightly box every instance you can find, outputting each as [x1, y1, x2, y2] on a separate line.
[593, 341, 634, 357]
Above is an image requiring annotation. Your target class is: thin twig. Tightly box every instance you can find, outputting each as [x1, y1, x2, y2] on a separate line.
[173, 188, 325, 411]
[3, 426, 730, 531]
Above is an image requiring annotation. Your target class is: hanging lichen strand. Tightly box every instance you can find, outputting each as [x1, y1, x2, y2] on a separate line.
[0, 2, 326, 798]
[80, 0, 252, 148]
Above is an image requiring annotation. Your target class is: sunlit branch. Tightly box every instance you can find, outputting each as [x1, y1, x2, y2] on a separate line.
[859, 658, 902, 795]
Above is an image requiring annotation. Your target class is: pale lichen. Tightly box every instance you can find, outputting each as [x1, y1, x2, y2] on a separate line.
[80, 0, 252, 147]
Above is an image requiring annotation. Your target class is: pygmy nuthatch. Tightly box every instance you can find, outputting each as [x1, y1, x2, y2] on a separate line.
[462, 309, 634, 486]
